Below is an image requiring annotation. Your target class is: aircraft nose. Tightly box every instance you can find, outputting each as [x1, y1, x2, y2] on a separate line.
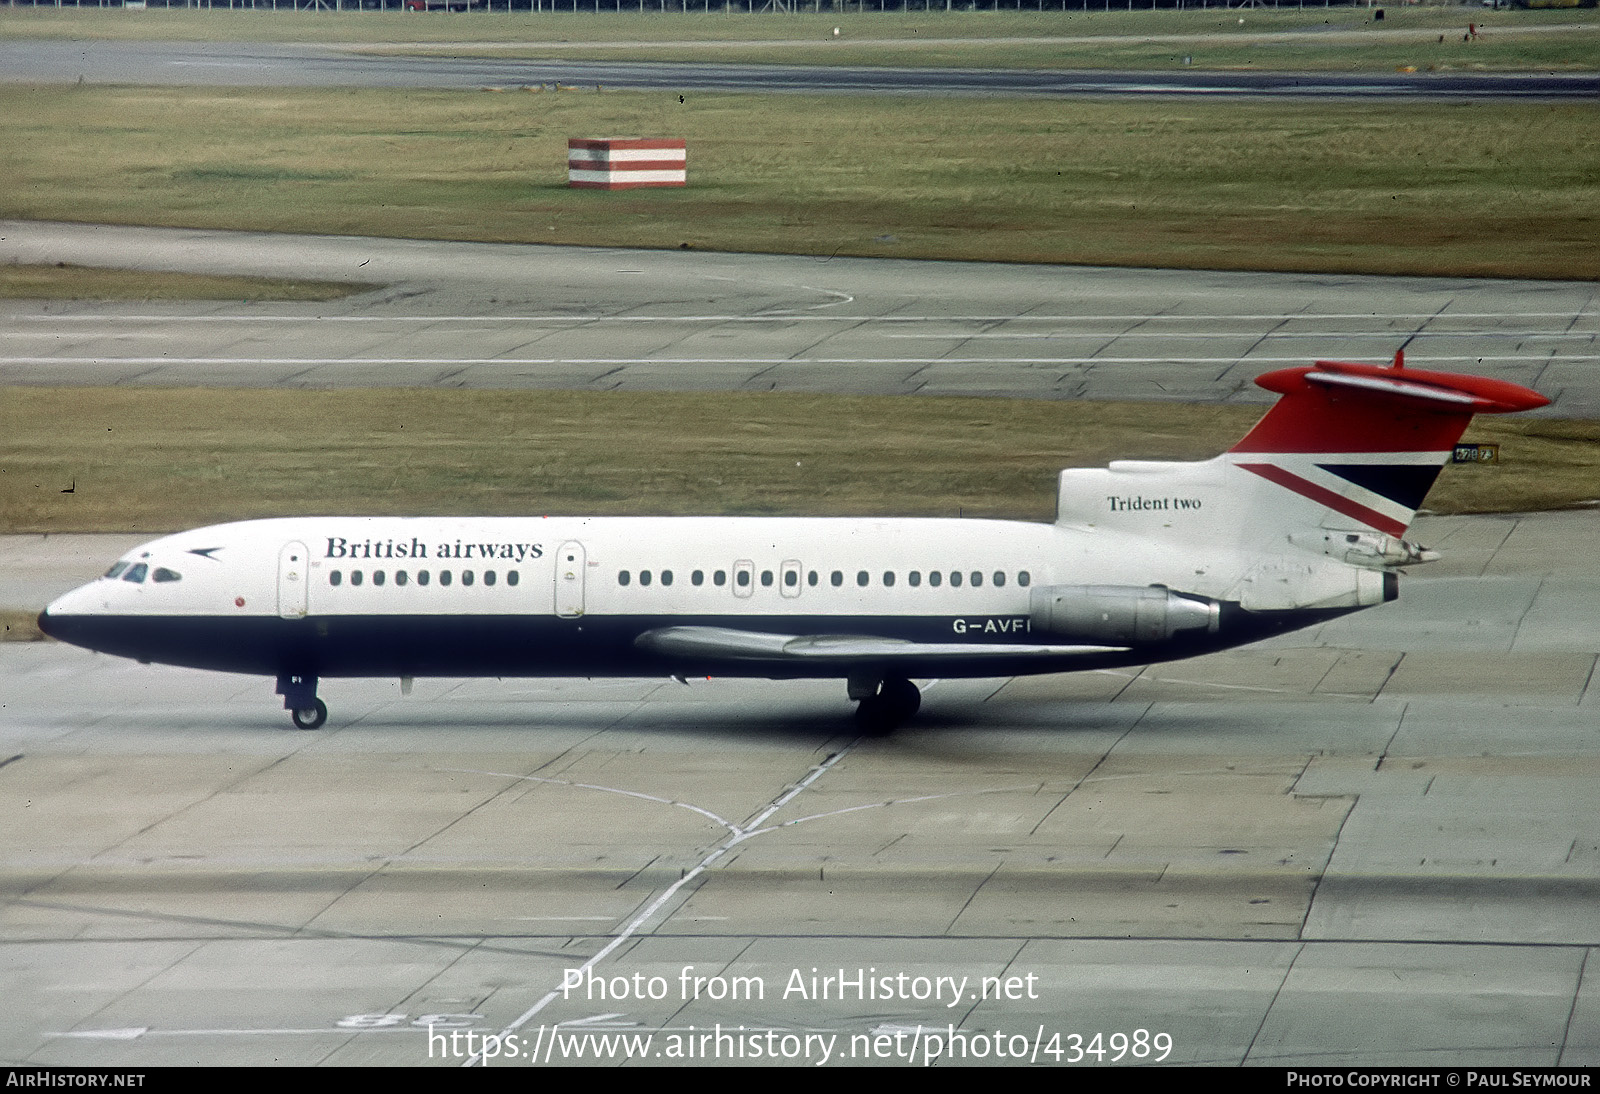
[36, 583, 101, 648]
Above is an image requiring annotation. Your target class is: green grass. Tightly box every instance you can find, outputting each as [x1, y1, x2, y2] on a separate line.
[0, 263, 369, 302]
[3, 388, 1593, 536]
[3, 85, 1596, 279]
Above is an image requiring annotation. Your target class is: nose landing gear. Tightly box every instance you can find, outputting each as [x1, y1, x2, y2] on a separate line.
[277, 673, 327, 730]
[290, 700, 328, 730]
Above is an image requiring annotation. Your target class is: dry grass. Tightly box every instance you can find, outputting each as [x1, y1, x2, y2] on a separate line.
[1, 610, 45, 642]
[2, 388, 1592, 536]
[0, 263, 367, 302]
[2, 85, 1596, 278]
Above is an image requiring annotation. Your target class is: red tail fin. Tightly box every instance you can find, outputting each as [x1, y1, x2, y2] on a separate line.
[1228, 355, 1548, 537]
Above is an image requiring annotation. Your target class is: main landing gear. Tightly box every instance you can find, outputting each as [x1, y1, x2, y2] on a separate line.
[277, 673, 327, 730]
[850, 674, 921, 736]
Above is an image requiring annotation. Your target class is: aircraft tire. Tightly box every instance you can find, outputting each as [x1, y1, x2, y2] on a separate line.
[881, 677, 922, 720]
[853, 696, 898, 736]
[854, 679, 920, 736]
[291, 699, 328, 730]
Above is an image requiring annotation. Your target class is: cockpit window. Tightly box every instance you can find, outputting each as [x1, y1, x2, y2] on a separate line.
[104, 561, 130, 579]
[152, 568, 182, 583]
[122, 563, 148, 584]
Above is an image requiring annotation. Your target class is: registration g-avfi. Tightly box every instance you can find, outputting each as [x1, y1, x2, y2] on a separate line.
[38, 353, 1549, 732]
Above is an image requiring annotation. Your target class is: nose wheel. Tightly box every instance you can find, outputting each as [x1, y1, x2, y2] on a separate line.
[290, 700, 328, 730]
[277, 673, 327, 731]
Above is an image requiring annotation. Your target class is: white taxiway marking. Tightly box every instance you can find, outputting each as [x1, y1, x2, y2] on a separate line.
[465, 744, 857, 1066]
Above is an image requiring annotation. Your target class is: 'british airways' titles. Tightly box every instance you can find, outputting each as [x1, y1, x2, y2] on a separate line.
[325, 537, 544, 563]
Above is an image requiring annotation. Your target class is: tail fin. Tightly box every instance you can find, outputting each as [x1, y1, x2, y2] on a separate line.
[1056, 352, 1548, 556]
[1226, 350, 1548, 538]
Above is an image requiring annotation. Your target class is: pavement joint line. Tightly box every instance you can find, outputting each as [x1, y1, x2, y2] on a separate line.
[464, 741, 858, 1066]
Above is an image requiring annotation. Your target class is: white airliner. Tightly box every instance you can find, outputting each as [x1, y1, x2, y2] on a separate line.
[39, 353, 1547, 732]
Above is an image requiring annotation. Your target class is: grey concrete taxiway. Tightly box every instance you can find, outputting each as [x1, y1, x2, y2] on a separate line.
[5, 38, 1598, 100]
[2, 512, 1596, 1067]
[3, 221, 1597, 415]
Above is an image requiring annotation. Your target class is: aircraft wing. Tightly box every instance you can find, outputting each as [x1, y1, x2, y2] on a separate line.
[633, 625, 1126, 666]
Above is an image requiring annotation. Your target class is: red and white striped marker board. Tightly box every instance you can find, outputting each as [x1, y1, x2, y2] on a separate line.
[567, 138, 687, 190]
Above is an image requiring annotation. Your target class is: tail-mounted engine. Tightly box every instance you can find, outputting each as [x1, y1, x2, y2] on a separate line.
[1030, 584, 1220, 646]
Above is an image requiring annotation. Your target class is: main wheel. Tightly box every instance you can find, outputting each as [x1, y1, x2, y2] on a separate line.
[291, 699, 328, 730]
[880, 677, 922, 720]
[853, 679, 921, 736]
[853, 695, 898, 736]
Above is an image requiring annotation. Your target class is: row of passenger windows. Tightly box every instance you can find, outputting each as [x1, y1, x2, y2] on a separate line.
[618, 568, 1032, 589]
[104, 561, 181, 584]
[328, 569, 519, 588]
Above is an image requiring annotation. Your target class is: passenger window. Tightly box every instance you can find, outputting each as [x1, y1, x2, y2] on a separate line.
[462, 570, 475, 587]
[1018, 571, 1031, 587]
[929, 571, 942, 588]
[950, 572, 963, 588]
[831, 571, 843, 587]
[122, 563, 148, 584]
[152, 567, 181, 583]
[439, 571, 451, 587]
[784, 570, 798, 588]
[374, 571, 386, 587]
[507, 571, 519, 587]
[883, 571, 895, 587]
[856, 571, 869, 587]
[970, 571, 982, 588]
[692, 570, 704, 586]
[352, 570, 364, 587]
[993, 571, 1006, 587]
[761, 570, 773, 587]
[619, 570, 631, 586]
[104, 561, 130, 579]
[714, 570, 726, 586]
[736, 570, 750, 588]
[418, 570, 430, 586]
[661, 570, 673, 587]
[484, 571, 496, 587]
[330, 570, 343, 587]
[909, 571, 921, 587]
[640, 570, 652, 587]
[807, 570, 818, 587]
[396, 571, 409, 586]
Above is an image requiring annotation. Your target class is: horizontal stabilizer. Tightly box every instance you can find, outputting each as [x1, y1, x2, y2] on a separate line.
[1238, 352, 1549, 455]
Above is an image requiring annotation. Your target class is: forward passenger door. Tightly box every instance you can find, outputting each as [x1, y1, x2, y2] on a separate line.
[555, 541, 586, 618]
[277, 541, 309, 619]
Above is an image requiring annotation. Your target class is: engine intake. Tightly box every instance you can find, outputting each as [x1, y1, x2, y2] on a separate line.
[1030, 584, 1220, 645]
